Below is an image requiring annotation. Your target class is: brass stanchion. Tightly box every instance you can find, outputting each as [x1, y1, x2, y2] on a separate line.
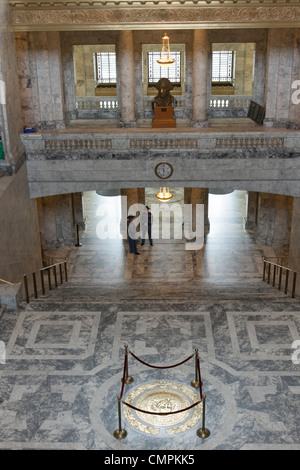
[113, 396, 127, 439]
[191, 348, 200, 388]
[196, 394, 210, 439]
[121, 344, 134, 384]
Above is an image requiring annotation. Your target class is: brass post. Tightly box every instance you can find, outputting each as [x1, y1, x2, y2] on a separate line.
[191, 348, 199, 388]
[122, 344, 134, 384]
[113, 396, 127, 439]
[196, 394, 210, 439]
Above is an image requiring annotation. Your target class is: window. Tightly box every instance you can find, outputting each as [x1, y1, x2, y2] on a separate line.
[212, 51, 235, 84]
[95, 52, 117, 84]
[148, 51, 181, 84]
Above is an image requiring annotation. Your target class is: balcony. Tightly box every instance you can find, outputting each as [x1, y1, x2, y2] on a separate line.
[21, 117, 300, 199]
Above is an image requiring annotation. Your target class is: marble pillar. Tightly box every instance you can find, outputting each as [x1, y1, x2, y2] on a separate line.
[288, 197, 300, 296]
[38, 193, 80, 249]
[184, 188, 210, 234]
[121, 188, 145, 213]
[15, 31, 65, 130]
[264, 29, 299, 129]
[245, 191, 259, 232]
[118, 31, 136, 128]
[254, 193, 293, 248]
[0, 0, 24, 173]
[191, 30, 209, 128]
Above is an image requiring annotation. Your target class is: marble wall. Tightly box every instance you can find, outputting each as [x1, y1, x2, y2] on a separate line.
[0, 163, 42, 283]
[288, 197, 300, 295]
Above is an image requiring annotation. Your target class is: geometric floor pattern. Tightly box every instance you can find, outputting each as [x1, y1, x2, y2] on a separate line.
[0, 190, 299, 450]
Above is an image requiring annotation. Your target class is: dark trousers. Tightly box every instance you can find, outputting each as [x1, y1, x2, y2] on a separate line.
[142, 226, 152, 244]
[129, 236, 138, 253]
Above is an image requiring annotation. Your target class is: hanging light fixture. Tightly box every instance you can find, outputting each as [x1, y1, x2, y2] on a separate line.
[155, 187, 173, 201]
[157, 33, 175, 67]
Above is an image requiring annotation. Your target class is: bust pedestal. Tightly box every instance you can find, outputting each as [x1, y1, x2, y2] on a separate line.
[152, 106, 176, 128]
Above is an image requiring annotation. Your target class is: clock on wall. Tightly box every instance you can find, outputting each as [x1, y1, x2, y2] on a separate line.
[155, 162, 173, 179]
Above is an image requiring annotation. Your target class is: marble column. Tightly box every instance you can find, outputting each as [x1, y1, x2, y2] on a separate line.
[121, 188, 145, 213]
[118, 31, 136, 128]
[184, 188, 210, 234]
[191, 30, 209, 128]
[38, 194, 78, 249]
[16, 31, 65, 130]
[254, 193, 293, 248]
[245, 192, 259, 232]
[0, 0, 24, 174]
[264, 29, 297, 129]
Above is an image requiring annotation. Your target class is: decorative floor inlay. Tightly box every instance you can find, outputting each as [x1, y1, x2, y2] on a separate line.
[123, 381, 202, 436]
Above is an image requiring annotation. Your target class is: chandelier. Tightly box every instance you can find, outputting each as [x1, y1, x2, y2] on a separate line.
[157, 33, 175, 67]
[155, 187, 173, 201]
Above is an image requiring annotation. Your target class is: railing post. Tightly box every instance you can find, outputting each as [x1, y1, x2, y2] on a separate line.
[267, 263, 271, 284]
[40, 270, 45, 295]
[64, 260, 68, 282]
[53, 265, 58, 287]
[278, 267, 282, 291]
[285, 269, 289, 294]
[59, 263, 63, 284]
[292, 272, 297, 298]
[196, 394, 210, 439]
[24, 275, 29, 303]
[263, 259, 266, 281]
[113, 396, 127, 440]
[272, 265, 276, 287]
[32, 272, 37, 299]
[191, 348, 200, 389]
[47, 268, 52, 290]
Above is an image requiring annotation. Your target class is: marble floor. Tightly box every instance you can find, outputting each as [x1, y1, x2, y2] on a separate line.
[0, 190, 299, 451]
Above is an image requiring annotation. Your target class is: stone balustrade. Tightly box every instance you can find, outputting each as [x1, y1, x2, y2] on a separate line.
[21, 128, 300, 199]
[21, 129, 299, 158]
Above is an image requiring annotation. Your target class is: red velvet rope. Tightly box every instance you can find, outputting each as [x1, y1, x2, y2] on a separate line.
[122, 399, 201, 416]
[120, 352, 128, 399]
[129, 350, 195, 369]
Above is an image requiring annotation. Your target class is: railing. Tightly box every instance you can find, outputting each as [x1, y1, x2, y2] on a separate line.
[76, 97, 119, 111]
[209, 95, 252, 110]
[263, 257, 298, 298]
[23, 259, 68, 303]
[24, 131, 295, 155]
[0, 259, 68, 305]
[215, 135, 286, 149]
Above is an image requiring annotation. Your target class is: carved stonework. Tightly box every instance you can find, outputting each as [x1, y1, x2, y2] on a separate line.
[11, 6, 299, 30]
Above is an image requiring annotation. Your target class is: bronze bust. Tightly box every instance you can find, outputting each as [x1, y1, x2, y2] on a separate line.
[154, 78, 174, 107]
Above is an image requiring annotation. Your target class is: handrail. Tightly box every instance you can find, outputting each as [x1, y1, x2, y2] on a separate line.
[0, 275, 24, 286]
[23, 258, 68, 303]
[0, 258, 68, 304]
[263, 257, 298, 298]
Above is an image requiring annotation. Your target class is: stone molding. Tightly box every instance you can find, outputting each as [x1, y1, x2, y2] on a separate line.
[10, 5, 300, 30]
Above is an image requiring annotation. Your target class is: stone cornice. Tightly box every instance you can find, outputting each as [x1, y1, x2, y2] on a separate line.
[9, 0, 300, 6]
[10, 4, 300, 30]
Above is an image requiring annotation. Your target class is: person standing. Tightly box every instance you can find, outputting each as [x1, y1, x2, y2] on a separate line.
[141, 206, 153, 246]
[127, 215, 140, 255]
